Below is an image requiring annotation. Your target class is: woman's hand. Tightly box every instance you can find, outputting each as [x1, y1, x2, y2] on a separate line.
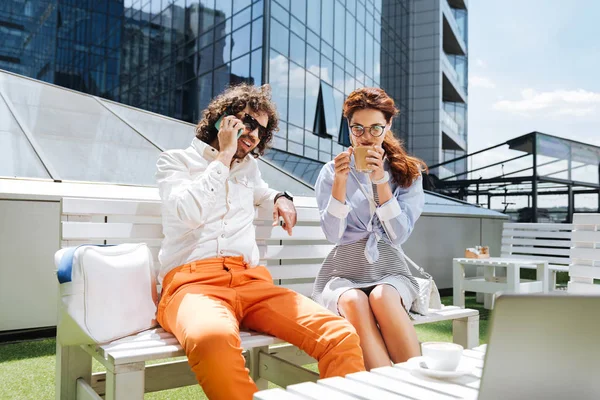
[333, 147, 354, 181]
[366, 146, 386, 182]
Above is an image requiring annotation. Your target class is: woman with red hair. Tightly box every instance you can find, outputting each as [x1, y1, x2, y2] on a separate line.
[312, 87, 428, 370]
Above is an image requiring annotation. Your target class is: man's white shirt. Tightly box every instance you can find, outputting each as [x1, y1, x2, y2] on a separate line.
[155, 138, 278, 283]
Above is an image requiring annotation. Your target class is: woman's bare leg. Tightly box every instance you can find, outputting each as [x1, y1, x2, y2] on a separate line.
[338, 289, 392, 369]
[368, 284, 420, 363]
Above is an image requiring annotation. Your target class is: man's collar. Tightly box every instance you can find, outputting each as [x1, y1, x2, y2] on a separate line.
[191, 137, 251, 165]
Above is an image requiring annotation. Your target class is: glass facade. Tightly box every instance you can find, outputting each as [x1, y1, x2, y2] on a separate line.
[1, 0, 413, 186]
[266, 0, 410, 184]
[1, 0, 263, 125]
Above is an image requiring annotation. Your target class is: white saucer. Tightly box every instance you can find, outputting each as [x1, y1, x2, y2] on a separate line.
[407, 356, 472, 379]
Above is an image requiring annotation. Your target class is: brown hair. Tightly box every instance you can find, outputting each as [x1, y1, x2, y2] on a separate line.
[195, 83, 279, 158]
[343, 87, 428, 188]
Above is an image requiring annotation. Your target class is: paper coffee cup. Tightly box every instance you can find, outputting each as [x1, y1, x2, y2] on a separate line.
[354, 146, 372, 173]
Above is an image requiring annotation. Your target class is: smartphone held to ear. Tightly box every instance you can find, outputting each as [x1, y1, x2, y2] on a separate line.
[215, 115, 243, 138]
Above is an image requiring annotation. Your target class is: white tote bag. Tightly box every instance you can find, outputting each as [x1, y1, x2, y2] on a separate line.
[55, 243, 158, 345]
[402, 253, 443, 315]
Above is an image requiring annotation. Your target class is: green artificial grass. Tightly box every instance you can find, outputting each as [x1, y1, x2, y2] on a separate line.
[0, 295, 489, 400]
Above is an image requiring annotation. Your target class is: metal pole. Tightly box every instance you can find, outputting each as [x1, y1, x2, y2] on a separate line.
[567, 184, 574, 223]
[532, 134, 538, 222]
[476, 184, 479, 206]
[261, 0, 271, 85]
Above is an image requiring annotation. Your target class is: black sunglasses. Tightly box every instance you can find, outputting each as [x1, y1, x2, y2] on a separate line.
[240, 113, 268, 137]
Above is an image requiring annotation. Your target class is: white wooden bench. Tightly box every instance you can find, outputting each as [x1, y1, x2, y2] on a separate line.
[55, 196, 479, 400]
[569, 214, 600, 295]
[501, 222, 574, 291]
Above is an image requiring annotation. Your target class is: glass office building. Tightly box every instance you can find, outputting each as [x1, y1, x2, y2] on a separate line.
[0, 0, 466, 185]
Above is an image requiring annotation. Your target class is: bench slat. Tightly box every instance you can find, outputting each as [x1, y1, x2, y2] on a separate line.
[571, 247, 600, 261]
[255, 225, 326, 241]
[503, 223, 573, 231]
[63, 198, 162, 216]
[501, 238, 570, 247]
[501, 245, 571, 257]
[268, 264, 322, 280]
[261, 244, 334, 260]
[499, 253, 570, 264]
[62, 222, 164, 239]
[573, 214, 600, 225]
[280, 283, 315, 297]
[412, 306, 478, 325]
[572, 230, 600, 243]
[502, 229, 572, 239]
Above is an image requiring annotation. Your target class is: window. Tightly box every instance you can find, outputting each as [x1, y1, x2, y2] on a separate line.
[251, 17, 263, 50]
[291, 0, 306, 23]
[270, 19, 289, 56]
[231, 24, 250, 59]
[289, 34, 305, 67]
[334, 1, 344, 51]
[321, 0, 333, 44]
[306, 0, 320, 34]
[323, 83, 339, 139]
[304, 71, 319, 130]
[250, 48, 262, 85]
[345, 10, 355, 62]
[233, 7, 252, 30]
[287, 62, 305, 127]
[231, 53, 250, 83]
[269, 51, 289, 121]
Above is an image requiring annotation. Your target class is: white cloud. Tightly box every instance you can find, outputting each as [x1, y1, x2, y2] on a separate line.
[469, 75, 496, 89]
[493, 88, 600, 117]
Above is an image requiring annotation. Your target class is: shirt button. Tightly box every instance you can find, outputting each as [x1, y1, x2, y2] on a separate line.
[220, 250, 224, 254]
[224, 221, 228, 225]
[217, 170, 221, 174]
[210, 188, 214, 191]
[221, 234, 225, 238]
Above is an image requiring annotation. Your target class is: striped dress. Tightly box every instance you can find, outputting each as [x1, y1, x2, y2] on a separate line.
[312, 184, 419, 316]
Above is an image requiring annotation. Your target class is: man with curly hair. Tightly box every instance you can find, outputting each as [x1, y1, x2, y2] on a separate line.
[155, 83, 365, 400]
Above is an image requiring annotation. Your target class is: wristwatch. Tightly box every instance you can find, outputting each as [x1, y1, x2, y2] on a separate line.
[274, 190, 294, 203]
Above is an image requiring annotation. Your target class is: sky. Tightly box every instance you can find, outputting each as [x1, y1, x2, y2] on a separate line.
[468, 0, 600, 151]
[466, 0, 600, 210]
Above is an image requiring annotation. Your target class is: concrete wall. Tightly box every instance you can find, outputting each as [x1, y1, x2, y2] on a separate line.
[405, 214, 505, 289]
[0, 199, 60, 331]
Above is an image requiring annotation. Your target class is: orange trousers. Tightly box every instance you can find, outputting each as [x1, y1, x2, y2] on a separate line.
[157, 256, 365, 400]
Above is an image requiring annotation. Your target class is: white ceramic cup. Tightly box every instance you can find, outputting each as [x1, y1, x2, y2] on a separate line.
[421, 342, 463, 371]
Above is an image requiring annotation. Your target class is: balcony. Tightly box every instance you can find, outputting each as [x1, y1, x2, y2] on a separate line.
[441, 52, 467, 103]
[448, 0, 468, 9]
[442, 109, 467, 151]
[442, 1, 467, 56]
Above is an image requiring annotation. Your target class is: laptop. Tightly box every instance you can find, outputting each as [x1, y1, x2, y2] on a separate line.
[478, 294, 600, 400]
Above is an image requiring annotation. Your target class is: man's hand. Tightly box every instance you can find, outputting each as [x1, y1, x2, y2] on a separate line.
[273, 197, 297, 236]
[217, 115, 242, 156]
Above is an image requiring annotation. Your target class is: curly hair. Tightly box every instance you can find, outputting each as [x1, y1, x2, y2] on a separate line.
[195, 83, 279, 158]
[343, 87, 428, 188]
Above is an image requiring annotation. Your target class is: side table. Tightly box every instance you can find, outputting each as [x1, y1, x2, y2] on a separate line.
[453, 257, 549, 309]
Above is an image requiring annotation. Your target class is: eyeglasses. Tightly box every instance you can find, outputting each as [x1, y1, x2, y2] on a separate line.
[349, 124, 386, 137]
[240, 113, 268, 138]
